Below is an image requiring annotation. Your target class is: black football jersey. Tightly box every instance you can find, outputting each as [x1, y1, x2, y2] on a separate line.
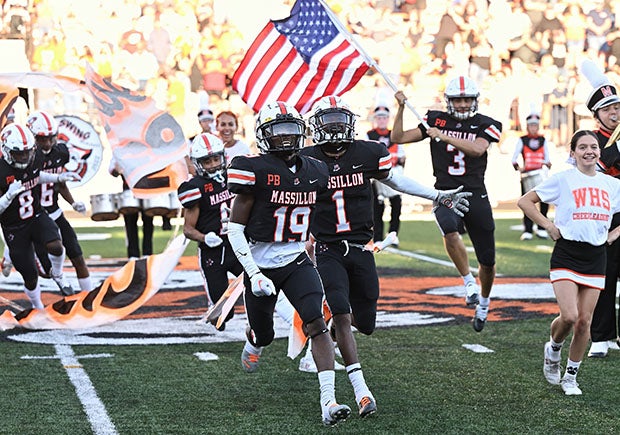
[596, 130, 620, 178]
[227, 153, 329, 243]
[177, 175, 234, 235]
[36, 142, 70, 213]
[0, 157, 44, 227]
[419, 111, 502, 191]
[300, 140, 391, 244]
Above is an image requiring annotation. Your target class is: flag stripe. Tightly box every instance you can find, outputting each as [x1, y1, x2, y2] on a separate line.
[231, 0, 369, 114]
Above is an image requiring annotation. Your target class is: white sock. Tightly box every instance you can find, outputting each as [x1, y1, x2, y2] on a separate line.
[48, 248, 66, 278]
[462, 273, 475, 286]
[318, 370, 336, 414]
[24, 284, 44, 309]
[78, 276, 93, 292]
[243, 340, 262, 355]
[549, 336, 564, 360]
[564, 359, 581, 379]
[479, 296, 490, 307]
[3, 244, 11, 263]
[346, 363, 373, 403]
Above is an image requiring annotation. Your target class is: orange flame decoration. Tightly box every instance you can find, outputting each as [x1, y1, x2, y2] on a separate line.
[287, 299, 332, 359]
[84, 64, 188, 198]
[0, 236, 189, 331]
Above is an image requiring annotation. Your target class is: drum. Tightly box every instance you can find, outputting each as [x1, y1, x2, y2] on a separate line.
[142, 194, 172, 217]
[521, 169, 544, 192]
[90, 194, 119, 221]
[166, 191, 182, 218]
[116, 190, 141, 214]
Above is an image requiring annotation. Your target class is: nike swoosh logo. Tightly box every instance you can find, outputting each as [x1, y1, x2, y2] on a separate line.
[470, 125, 478, 129]
[297, 258, 305, 265]
[481, 194, 488, 198]
[352, 164, 363, 169]
[309, 179, 318, 184]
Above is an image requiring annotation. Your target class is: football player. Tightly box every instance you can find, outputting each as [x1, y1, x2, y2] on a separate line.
[300, 95, 471, 419]
[178, 132, 243, 331]
[27, 110, 93, 292]
[0, 123, 80, 309]
[392, 76, 503, 331]
[227, 101, 351, 427]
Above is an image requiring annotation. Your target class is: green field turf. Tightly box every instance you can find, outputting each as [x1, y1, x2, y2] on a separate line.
[2, 218, 619, 433]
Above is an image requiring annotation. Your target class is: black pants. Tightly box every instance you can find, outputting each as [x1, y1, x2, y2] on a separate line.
[123, 211, 153, 258]
[372, 189, 401, 241]
[591, 212, 620, 342]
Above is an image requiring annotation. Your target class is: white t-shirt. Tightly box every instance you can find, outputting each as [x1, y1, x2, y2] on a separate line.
[225, 140, 251, 164]
[535, 167, 620, 246]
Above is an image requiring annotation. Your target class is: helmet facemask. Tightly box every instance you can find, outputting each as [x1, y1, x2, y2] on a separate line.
[192, 151, 226, 183]
[309, 108, 356, 153]
[445, 96, 478, 121]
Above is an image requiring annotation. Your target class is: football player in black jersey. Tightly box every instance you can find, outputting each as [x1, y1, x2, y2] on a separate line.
[300, 95, 471, 419]
[227, 101, 351, 427]
[178, 132, 243, 331]
[584, 73, 620, 358]
[27, 110, 93, 293]
[392, 76, 503, 332]
[0, 123, 80, 309]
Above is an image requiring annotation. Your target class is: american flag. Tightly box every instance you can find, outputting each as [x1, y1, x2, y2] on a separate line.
[232, 0, 370, 115]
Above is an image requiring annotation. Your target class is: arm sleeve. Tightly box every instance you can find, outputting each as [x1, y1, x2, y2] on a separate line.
[38, 172, 60, 184]
[0, 192, 12, 214]
[227, 222, 260, 278]
[381, 168, 438, 200]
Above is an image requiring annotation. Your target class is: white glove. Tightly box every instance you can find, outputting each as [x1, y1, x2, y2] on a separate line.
[72, 201, 87, 214]
[204, 231, 223, 247]
[6, 180, 24, 200]
[59, 172, 82, 183]
[435, 186, 472, 218]
[250, 272, 276, 297]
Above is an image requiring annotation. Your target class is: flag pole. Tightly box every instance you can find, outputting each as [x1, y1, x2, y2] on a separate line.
[318, 0, 430, 129]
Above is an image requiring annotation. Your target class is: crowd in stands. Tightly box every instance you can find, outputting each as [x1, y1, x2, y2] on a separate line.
[1, 0, 619, 150]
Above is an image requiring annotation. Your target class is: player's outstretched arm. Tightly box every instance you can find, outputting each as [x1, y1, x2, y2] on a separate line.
[380, 170, 471, 217]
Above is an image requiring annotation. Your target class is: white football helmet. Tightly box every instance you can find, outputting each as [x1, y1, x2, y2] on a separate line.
[27, 110, 58, 137]
[189, 132, 226, 183]
[1, 123, 36, 169]
[255, 101, 306, 155]
[444, 76, 479, 120]
[309, 95, 356, 149]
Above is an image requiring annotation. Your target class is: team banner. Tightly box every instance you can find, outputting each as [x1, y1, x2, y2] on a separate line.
[0, 236, 189, 331]
[55, 115, 103, 187]
[0, 82, 18, 129]
[84, 64, 188, 198]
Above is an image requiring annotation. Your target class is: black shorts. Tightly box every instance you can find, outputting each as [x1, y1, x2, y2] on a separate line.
[243, 252, 324, 346]
[198, 240, 243, 305]
[315, 240, 379, 334]
[434, 190, 496, 267]
[3, 213, 61, 283]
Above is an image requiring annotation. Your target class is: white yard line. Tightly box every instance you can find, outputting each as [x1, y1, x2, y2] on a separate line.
[22, 345, 118, 435]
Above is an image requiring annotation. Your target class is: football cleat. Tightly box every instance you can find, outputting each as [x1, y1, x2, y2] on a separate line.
[241, 348, 261, 373]
[520, 232, 533, 241]
[472, 304, 488, 332]
[1, 257, 12, 277]
[358, 396, 377, 418]
[543, 342, 561, 385]
[465, 282, 479, 306]
[322, 403, 351, 426]
[51, 274, 75, 296]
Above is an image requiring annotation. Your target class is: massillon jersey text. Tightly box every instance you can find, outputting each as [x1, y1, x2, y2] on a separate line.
[177, 175, 233, 236]
[419, 110, 502, 191]
[300, 140, 391, 244]
[227, 153, 329, 243]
